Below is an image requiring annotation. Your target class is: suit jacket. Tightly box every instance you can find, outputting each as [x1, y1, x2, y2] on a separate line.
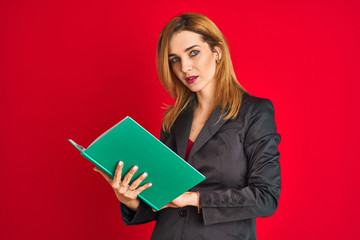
[120, 92, 281, 240]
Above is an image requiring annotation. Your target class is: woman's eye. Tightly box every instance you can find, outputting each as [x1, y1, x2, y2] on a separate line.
[190, 50, 199, 56]
[170, 57, 180, 63]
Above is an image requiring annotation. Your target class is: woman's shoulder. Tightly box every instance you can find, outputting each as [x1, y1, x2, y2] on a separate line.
[239, 92, 279, 145]
[239, 92, 276, 119]
[242, 92, 273, 107]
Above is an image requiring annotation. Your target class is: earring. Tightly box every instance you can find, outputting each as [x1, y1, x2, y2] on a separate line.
[216, 55, 221, 63]
[216, 49, 221, 63]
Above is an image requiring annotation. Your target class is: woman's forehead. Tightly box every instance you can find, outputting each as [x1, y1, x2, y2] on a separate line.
[168, 31, 205, 54]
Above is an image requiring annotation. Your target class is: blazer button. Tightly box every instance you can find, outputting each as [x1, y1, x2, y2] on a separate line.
[180, 210, 187, 217]
[213, 200, 220, 205]
[205, 200, 212, 205]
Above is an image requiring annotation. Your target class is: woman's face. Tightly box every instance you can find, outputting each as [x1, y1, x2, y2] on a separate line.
[168, 30, 220, 94]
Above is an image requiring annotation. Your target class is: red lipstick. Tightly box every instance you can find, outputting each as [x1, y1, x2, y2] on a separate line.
[186, 75, 198, 84]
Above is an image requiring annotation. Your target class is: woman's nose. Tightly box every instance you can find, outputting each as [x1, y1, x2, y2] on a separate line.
[181, 60, 192, 73]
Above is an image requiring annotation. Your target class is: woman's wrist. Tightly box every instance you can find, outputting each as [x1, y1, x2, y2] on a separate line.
[195, 191, 201, 213]
[192, 192, 200, 207]
[123, 199, 140, 212]
[187, 192, 201, 213]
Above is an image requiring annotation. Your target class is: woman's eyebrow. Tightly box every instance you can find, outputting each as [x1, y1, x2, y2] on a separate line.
[168, 45, 200, 58]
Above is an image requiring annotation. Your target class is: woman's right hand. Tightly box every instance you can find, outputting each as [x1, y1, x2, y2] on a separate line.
[94, 161, 152, 211]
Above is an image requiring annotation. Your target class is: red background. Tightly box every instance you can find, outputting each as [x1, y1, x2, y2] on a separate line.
[1, 0, 360, 239]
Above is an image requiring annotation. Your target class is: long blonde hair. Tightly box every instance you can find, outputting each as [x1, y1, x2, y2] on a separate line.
[157, 12, 247, 132]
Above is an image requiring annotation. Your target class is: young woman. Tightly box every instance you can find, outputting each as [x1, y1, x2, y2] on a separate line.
[94, 12, 281, 240]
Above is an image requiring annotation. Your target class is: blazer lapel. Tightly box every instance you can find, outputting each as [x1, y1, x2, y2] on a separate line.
[174, 97, 230, 161]
[174, 99, 195, 159]
[187, 105, 229, 162]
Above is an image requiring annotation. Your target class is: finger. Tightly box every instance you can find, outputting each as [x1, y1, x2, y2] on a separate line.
[154, 203, 169, 212]
[158, 205, 167, 211]
[129, 172, 148, 190]
[134, 182, 152, 195]
[94, 167, 112, 184]
[167, 202, 179, 208]
[112, 161, 123, 188]
[122, 165, 138, 186]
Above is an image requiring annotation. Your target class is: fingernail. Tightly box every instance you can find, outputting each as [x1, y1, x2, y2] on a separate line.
[132, 166, 138, 171]
[118, 161, 123, 166]
[93, 168, 97, 172]
[142, 172, 148, 177]
[148, 183, 152, 187]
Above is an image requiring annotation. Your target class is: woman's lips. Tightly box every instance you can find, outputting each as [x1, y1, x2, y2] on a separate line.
[186, 76, 198, 84]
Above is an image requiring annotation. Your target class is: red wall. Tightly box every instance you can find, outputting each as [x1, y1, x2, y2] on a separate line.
[1, 0, 359, 239]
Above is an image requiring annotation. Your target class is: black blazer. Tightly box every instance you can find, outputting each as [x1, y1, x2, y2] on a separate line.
[120, 92, 281, 240]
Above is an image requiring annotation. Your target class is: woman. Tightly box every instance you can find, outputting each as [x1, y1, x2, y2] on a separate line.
[94, 12, 281, 240]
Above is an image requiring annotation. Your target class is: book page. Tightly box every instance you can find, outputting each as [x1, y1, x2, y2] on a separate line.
[68, 139, 86, 152]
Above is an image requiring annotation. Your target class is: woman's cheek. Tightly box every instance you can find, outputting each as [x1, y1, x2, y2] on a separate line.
[200, 55, 216, 78]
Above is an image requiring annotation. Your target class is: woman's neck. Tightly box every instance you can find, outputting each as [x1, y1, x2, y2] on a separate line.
[195, 85, 216, 113]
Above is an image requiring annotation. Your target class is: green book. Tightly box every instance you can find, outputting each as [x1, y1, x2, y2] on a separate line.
[68, 116, 206, 211]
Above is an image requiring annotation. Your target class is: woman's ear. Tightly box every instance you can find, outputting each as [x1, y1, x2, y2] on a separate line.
[213, 46, 222, 62]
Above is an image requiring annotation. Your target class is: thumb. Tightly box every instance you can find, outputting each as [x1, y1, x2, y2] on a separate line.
[153, 204, 169, 212]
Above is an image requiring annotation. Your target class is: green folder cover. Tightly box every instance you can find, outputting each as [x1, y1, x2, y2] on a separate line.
[68, 116, 206, 211]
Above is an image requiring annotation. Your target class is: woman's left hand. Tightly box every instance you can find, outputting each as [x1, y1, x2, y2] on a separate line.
[153, 192, 200, 211]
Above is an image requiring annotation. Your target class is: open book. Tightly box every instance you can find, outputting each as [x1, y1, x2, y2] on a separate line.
[68, 116, 206, 211]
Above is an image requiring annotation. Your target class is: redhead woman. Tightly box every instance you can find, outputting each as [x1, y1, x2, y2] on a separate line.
[94, 12, 281, 240]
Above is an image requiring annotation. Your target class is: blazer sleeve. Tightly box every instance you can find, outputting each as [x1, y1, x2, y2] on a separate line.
[198, 98, 281, 225]
[120, 199, 158, 225]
